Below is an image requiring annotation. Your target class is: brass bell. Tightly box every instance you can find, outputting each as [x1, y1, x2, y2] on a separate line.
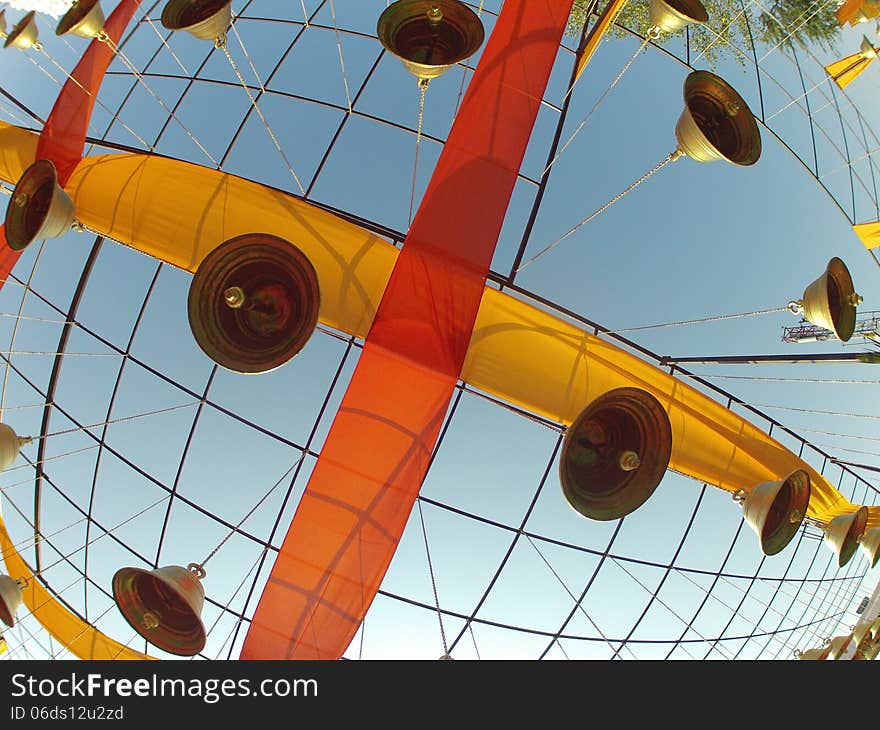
[675, 70, 761, 166]
[858, 525, 880, 568]
[796, 644, 830, 660]
[188, 233, 320, 374]
[648, 0, 708, 35]
[0, 10, 7, 39]
[4, 10, 39, 50]
[56, 0, 106, 39]
[377, 0, 484, 83]
[112, 562, 207, 656]
[859, 34, 878, 60]
[4, 159, 77, 251]
[736, 469, 810, 556]
[823, 506, 869, 567]
[789, 257, 862, 342]
[161, 0, 232, 41]
[0, 423, 32, 472]
[827, 633, 853, 660]
[560, 387, 672, 521]
[0, 574, 25, 628]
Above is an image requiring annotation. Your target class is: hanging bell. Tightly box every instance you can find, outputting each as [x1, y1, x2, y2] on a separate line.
[737, 469, 810, 556]
[0, 574, 25, 628]
[188, 233, 320, 374]
[796, 644, 830, 660]
[823, 506, 869, 567]
[112, 562, 207, 656]
[0, 423, 32, 472]
[0, 9, 7, 38]
[859, 33, 879, 59]
[4, 10, 39, 50]
[56, 0, 106, 39]
[4, 159, 77, 251]
[377, 0, 484, 83]
[857, 525, 880, 568]
[827, 633, 854, 660]
[789, 257, 862, 342]
[674, 70, 761, 166]
[161, 0, 232, 41]
[559, 387, 672, 521]
[648, 0, 708, 35]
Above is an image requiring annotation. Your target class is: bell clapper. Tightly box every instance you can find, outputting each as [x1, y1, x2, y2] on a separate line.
[618, 450, 640, 471]
[427, 6, 443, 23]
[732, 488, 746, 504]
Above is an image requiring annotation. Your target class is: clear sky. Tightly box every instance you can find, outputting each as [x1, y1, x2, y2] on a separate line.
[0, 0, 878, 661]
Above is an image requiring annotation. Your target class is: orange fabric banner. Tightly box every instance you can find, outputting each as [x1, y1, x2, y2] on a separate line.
[241, 0, 575, 659]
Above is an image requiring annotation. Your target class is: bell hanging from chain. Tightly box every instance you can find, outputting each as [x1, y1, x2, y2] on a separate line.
[827, 633, 854, 659]
[734, 469, 810, 556]
[187, 233, 321, 374]
[56, 0, 106, 39]
[822, 506, 869, 567]
[674, 70, 761, 166]
[377, 0, 484, 84]
[161, 0, 232, 42]
[112, 562, 207, 656]
[788, 257, 862, 342]
[795, 642, 830, 660]
[559, 387, 672, 521]
[857, 525, 880, 568]
[0, 574, 26, 628]
[0, 9, 8, 39]
[0, 423, 32, 472]
[4, 10, 40, 50]
[4, 159, 77, 251]
[648, 0, 708, 35]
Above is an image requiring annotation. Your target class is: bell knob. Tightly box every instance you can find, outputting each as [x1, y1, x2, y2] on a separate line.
[0, 574, 25, 628]
[648, 0, 708, 35]
[112, 563, 207, 656]
[161, 0, 232, 41]
[675, 70, 761, 166]
[857, 525, 880, 568]
[4, 159, 77, 251]
[4, 10, 39, 50]
[560, 387, 672, 521]
[0, 423, 31, 472]
[187, 233, 321, 374]
[377, 0, 484, 83]
[823, 506, 869, 567]
[792, 257, 861, 342]
[739, 469, 810, 556]
[56, 0, 106, 39]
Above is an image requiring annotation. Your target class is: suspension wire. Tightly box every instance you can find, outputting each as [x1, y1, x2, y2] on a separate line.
[543, 34, 653, 177]
[2, 444, 101, 478]
[328, 0, 353, 112]
[554, 636, 570, 659]
[408, 80, 429, 228]
[517, 150, 683, 272]
[813, 442, 880, 458]
[417, 498, 448, 656]
[690, 2, 752, 63]
[99, 33, 218, 165]
[300, 0, 309, 26]
[602, 306, 789, 335]
[755, 0, 842, 62]
[143, 14, 190, 75]
[468, 621, 481, 660]
[784, 426, 880, 443]
[31, 401, 200, 441]
[451, 1, 485, 119]
[0, 312, 77, 325]
[749, 402, 880, 421]
[0, 350, 122, 357]
[228, 18, 265, 96]
[677, 373, 880, 385]
[199, 451, 307, 568]
[526, 534, 634, 659]
[216, 35, 306, 193]
[766, 74, 831, 122]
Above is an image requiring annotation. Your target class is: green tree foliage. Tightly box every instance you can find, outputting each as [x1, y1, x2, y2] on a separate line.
[568, 0, 845, 64]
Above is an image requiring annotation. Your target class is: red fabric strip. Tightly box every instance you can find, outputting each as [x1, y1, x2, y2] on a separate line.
[241, 0, 573, 660]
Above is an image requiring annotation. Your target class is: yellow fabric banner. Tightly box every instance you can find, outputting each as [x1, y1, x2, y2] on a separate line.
[825, 52, 874, 89]
[854, 221, 880, 249]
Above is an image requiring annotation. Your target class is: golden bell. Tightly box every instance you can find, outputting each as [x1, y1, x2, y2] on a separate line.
[0, 10, 7, 38]
[560, 387, 672, 521]
[188, 233, 320, 374]
[859, 34, 878, 60]
[4, 10, 39, 50]
[790, 257, 862, 342]
[823, 506, 869, 567]
[738, 469, 810, 556]
[796, 644, 830, 660]
[0, 574, 25, 628]
[377, 0, 484, 83]
[161, 0, 232, 41]
[0, 423, 31, 472]
[853, 620, 873, 646]
[4, 159, 77, 251]
[675, 70, 761, 166]
[56, 0, 106, 39]
[112, 562, 207, 656]
[828, 633, 854, 660]
[857, 525, 880, 568]
[648, 0, 708, 34]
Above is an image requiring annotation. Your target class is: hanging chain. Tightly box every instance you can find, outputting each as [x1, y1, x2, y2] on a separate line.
[518, 149, 683, 273]
[408, 79, 429, 227]
[417, 498, 448, 656]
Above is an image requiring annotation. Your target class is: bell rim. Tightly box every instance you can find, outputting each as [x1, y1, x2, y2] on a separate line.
[825, 256, 857, 341]
[187, 233, 321, 374]
[833, 505, 869, 567]
[559, 387, 672, 521]
[4, 10, 36, 49]
[112, 566, 207, 656]
[377, 0, 485, 74]
[751, 469, 811, 556]
[654, 0, 709, 26]
[4, 159, 61, 252]
[56, 0, 101, 36]
[161, 0, 232, 32]
[682, 69, 762, 166]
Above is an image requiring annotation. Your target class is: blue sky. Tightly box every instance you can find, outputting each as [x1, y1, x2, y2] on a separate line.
[0, 0, 878, 660]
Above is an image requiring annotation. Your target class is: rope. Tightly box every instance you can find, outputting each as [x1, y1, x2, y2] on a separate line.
[144, 14, 189, 75]
[517, 150, 683, 272]
[35, 401, 199, 440]
[328, 0, 353, 112]
[417, 499, 448, 656]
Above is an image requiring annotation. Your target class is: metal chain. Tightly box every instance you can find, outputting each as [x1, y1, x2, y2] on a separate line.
[518, 149, 683, 272]
[408, 80, 429, 227]
[417, 498, 448, 656]
[604, 306, 789, 335]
